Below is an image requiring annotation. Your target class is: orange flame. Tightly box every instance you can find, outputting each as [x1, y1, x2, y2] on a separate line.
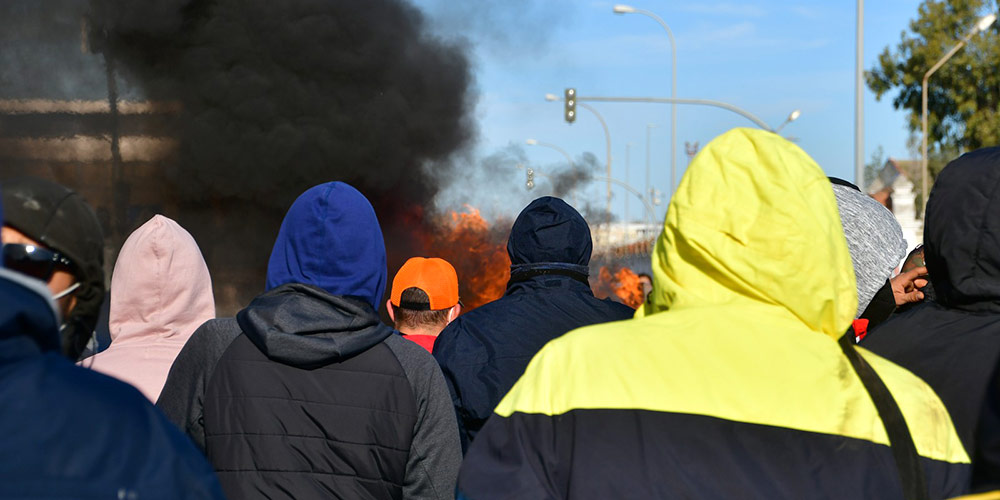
[594, 265, 643, 309]
[423, 207, 510, 310]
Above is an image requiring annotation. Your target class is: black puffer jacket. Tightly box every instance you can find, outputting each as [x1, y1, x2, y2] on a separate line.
[158, 285, 461, 499]
[863, 146, 1000, 492]
[433, 197, 635, 451]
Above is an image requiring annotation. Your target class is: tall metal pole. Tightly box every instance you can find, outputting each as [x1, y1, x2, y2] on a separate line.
[615, 7, 677, 195]
[855, 0, 865, 187]
[591, 176, 655, 228]
[645, 124, 656, 225]
[625, 142, 633, 240]
[921, 76, 929, 220]
[578, 101, 612, 241]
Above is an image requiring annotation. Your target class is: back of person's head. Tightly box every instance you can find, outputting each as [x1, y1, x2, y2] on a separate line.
[387, 257, 460, 334]
[109, 215, 215, 344]
[643, 128, 856, 339]
[829, 179, 906, 319]
[266, 182, 386, 311]
[638, 273, 653, 298]
[1, 177, 105, 360]
[924, 146, 1000, 311]
[507, 196, 592, 266]
[0, 181, 63, 353]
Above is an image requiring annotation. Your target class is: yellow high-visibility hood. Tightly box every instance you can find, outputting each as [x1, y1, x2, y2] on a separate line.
[639, 128, 856, 340]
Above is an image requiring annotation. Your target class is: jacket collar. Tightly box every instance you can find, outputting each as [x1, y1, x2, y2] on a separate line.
[237, 283, 393, 368]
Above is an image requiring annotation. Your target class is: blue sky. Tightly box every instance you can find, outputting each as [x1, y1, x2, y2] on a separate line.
[417, 0, 926, 222]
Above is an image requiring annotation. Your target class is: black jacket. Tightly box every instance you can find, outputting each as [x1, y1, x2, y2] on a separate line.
[158, 284, 461, 499]
[433, 197, 635, 450]
[863, 146, 1000, 492]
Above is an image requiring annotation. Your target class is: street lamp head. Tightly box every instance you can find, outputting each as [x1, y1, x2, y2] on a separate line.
[544, 93, 560, 102]
[613, 4, 636, 14]
[976, 13, 997, 33]
[525, 139, 538, 145]
[788, 109, 802, 122]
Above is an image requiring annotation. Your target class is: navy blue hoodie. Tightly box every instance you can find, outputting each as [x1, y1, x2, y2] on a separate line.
[433, 196, 636, 451]
[158, 181, 460, 499]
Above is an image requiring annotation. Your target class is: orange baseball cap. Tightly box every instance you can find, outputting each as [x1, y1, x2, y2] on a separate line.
[390, 257, 460, 310]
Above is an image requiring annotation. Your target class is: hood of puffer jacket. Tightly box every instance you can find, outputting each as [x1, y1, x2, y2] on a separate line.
[238, 283, 393, 368]
[924, 146, 1000, 313]
[638, 128, 856, 340]
[266, 182, 387, 311]
[108, 215, 215, 344]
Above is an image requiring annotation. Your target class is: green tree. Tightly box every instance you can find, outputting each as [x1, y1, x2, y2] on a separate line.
[867, 0, 1000, 183]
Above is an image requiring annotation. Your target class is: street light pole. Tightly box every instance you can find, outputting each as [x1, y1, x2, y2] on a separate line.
[855, 0, 865, 187]
[576, 101, 613, 233]
[520, 168, 655, 229]
[614, 4, 677, 195]
[591, 175, 655, 229]
[645, 124, 657, 214]
[573, 94, 791, 132]
[775, 109, 802, 133]
[921, 13, 996, 217]
[625, 142, 635, 239]
[544, 92, 798, 232]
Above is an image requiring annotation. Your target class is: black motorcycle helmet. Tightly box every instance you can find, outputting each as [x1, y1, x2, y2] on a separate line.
[1, 177, 105, 360]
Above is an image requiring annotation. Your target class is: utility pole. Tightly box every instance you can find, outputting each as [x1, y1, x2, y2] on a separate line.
[855, 0, 865, 187]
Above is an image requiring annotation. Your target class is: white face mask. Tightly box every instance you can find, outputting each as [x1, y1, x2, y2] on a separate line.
[52, 282, 80, 301]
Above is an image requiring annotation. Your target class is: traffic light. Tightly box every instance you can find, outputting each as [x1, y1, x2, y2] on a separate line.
[564, 88, 576, 123]
[526, 168, 535, 190]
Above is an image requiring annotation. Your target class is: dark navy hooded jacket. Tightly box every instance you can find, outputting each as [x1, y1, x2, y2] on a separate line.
[864, 146, 1000, 493]
[433, 196, 635, 450]
[158, 182, 460, 500]
[0, 200, 223, 498]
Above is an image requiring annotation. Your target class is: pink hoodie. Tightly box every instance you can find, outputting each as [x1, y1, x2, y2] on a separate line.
[84, 215, 215, 402]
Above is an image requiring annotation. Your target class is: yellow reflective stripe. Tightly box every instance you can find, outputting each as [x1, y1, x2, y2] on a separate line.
[496, 308, 970, 465]
[949, 491, 1000, 500]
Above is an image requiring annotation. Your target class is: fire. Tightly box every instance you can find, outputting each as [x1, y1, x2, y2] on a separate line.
[422, 206, 510, 310]
[594, 266, 643, 309]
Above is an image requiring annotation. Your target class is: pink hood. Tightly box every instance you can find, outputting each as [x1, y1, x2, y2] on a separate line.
[83, 215, 215, 402]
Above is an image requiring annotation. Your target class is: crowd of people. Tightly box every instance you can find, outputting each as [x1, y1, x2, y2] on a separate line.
[0, 127, 998, 499]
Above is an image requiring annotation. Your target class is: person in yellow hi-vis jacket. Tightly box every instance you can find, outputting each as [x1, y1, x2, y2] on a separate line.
[456, 128, 971, 500]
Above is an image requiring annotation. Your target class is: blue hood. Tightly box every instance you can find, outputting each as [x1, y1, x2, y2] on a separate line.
[266, 182, 387, 311]
[507, 197, 592, 275]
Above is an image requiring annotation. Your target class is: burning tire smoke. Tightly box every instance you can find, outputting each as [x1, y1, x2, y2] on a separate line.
[85, 0, 476, 312]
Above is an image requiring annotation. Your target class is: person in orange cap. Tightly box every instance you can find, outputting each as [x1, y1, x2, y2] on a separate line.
[387, 257, 462, 352]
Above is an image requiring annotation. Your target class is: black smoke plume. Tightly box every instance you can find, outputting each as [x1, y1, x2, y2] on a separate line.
[86, 0, 475, 312]
[549, 151, 598, 199]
